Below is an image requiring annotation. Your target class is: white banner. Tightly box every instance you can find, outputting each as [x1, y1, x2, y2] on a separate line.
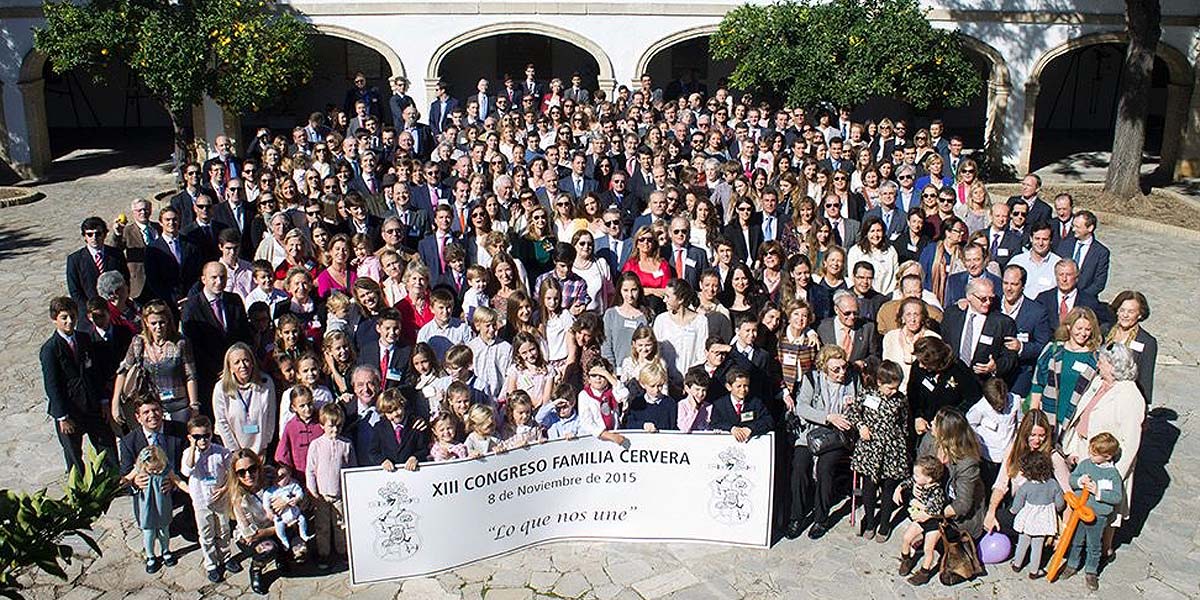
[341, 431, 775, 584]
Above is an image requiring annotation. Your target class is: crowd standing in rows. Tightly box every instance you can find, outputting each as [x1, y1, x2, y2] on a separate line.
[42, 66, 1155, 593]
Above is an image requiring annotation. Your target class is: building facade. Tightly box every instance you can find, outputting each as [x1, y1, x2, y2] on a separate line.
[1, 0, 1198, 180]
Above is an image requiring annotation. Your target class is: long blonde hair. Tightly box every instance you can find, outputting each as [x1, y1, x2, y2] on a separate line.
[219, 342, 265, 397]
[214, 448, 262, 519]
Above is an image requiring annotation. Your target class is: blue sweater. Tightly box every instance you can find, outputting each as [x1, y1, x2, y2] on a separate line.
[625, 393, 678, 431]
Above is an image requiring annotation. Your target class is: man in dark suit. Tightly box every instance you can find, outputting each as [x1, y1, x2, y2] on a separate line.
[686, 337, 734, 406]
[411, 162, 446, 214]
[729, 314, 783, 417]
[708, 367, 774, 442]
[427, 80, 459, 137]
[66, 216, 130, 310]
[118, 396, 188, 483]
[599, 171, 640, 220]
[1049, 193, 1076, 248]
[181, 262, 252, 411]
[356, 310, 413, 389]
[181, 191, 226, 262]
[944, 245, 1004, 308]
[1055, 210, 1109, 297]
[1006, 174, 1052, 227]
[515, 64, 545, 112]
[663, 217, 709, 289]
[111, 198, 162, 301]
[398, 105, 434, 162]
[999, 265, 1053, 396]
[1035, 259, 1113, 330]
[387, 76, 415, 131]
[170, 163, 203, 228]
[940, 278, 1018, 382]
[201, 135, 241, 185]
[817, 291, 880, 368]
[847, 262, 886, 324]
[80, 296, 135, 404]
[628, 148, 656, 200]
[983, 202, 1023, 270]
[418, 205, 459, 279]
[212, 178, 255, 260]
[146, 206, 202, 307]
[820, 198, 859, 247]
[594, 208, 632, 275]
[343, 193, 385, 250]
[40, 296, 119, 474]
[393, 183, 431, 253]
[558, 152, 598, 201]
[563, 72, 590, 105]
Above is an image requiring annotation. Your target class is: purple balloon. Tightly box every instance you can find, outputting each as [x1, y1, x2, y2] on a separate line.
[978, 531, 1012, 564]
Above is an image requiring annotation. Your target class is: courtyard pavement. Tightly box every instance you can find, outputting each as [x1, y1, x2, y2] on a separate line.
[1, 161, 1197, 599]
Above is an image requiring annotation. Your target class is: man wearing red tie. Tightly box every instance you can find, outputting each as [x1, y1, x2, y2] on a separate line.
[40, 296, 118, 474]
[66, 216, 130, 310]
[182, 262, 251, 414]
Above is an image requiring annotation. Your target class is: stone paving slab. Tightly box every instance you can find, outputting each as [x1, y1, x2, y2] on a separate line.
[1, 166, 1198, 598]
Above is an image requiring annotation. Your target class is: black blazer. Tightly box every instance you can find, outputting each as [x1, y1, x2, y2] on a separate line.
[1056, 238, 1111, 298]
[357, 341, 414, 389]
[1034, 288, 1112, 330]
[181, 290, 252, 385]
[662, 244, 710, 290]
[728, 346, 782, 416]
[983, 227, 1023, 269]
[213, 200, 257, 259]
[66, 246, 130, 307]
[709, 393, 774, 438]
[722, 222, 763, 266]
[181, 221, 227, 262]
[80, 324, 135, 393]
[145, 236, 203, 305]
[906, 360, 982, 423]
[118, 420, 188, 478]
[367, 415, 430, 466]
[40, 332, 105, 421]
[940, 306, 1019, 381]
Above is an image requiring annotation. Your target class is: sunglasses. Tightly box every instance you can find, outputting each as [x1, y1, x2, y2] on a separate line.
[83, 230, 102, 237]
[195, 203, 213, 209]
[961, 168, 975, 174]
[190, 433, 212, 441]
[235, 465, 260, 477]
[898, 174, 914, 179]
[1012, 211, 1028, 217]
[637, 237, 653, 243]
[604, 220, 621, 227]
[922, 193, 937, 199]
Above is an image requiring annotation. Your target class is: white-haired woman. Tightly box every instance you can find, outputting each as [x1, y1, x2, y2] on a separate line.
[1059, 342, 1145, 558]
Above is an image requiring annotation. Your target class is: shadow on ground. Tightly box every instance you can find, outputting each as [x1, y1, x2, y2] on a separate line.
[0, 224, 56, 263]
[1116, 407, 1179, 548]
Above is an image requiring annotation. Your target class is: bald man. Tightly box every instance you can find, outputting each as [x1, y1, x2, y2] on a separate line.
[181, 262, 252, 413]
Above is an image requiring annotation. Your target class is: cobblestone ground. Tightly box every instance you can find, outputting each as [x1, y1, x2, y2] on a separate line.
[2, 163, 1198, 599]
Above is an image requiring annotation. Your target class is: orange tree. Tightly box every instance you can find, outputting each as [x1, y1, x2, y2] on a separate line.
[35, 0, 314, 173]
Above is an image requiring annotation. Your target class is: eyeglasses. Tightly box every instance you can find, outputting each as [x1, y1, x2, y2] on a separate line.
[671, 228, 688, 234]
[1012, 211, 1028, 217]
[576, 241, 593, 247]
[938, 197, 955, 204]
[235, 465, 260, 477]
[827, 364, 847, 373]
[195, 203, 213, 209]
[833, 176, 847, 181]
[971, 294, 995, 303]
[921, 193, 937, 199]
[637, 237, 653, 244]
[604, 219, 621, 227]
[898, 174, 914, 180]
[960, 168, 975, 174]
[824, 203, 840, 209]
[83, 230, 102, 237]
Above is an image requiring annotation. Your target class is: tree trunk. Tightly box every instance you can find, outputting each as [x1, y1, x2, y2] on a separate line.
[168, 107, 191, 182]
[1104, 0, 1162, 200]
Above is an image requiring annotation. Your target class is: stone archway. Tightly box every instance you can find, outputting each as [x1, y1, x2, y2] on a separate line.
[313, 24, 406, 80]
[634, 25, 729, 98]
[1018, 32, 1193, 177]
[957, 34, 1012, 171]
[426, 22, 616, 100]
[17, 48, 50, 179]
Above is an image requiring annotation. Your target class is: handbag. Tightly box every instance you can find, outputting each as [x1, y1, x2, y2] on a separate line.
[937, 520, 984, 585]
[805, 424, 852, 455]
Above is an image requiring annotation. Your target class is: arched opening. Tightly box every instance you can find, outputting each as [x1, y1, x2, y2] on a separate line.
[42, 59, 172, 159]
[241, 30, 398, 138]
[639, 33, 734, 102]
[1029, 43, 1169, 171]
[427, 23, 616, 103]
[435, 33, 599, 100]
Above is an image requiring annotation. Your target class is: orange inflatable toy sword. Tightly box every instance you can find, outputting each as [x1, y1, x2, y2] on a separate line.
[1047, 489, 1096, 581]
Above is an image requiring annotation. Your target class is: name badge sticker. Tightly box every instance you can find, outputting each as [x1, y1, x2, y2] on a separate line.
[922, 378, 936, 391]
[1017, 333, 1030, 343]
[1129, 341, 1145, 353]
[740, 411, 755, 422]
[997, 248, 1009, 257]
[242, 423, 260, 435]
[1071, 361, 1090, 374]
[862, 396, 881, 410]
[979, 335, 994, 346]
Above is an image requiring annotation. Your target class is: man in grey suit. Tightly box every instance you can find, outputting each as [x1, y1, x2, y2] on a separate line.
[564, 72, 591, 105]
[864, 182, 907, 243]
[821, 195, 860, 248]
[817, 291, 880, 368]
[111, 198, 162, 301]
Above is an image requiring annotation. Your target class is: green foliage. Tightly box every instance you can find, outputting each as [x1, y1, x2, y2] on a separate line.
[711, 0, 983, 110]
[35, 0, 315, 118]
[0, 447, 121, 600]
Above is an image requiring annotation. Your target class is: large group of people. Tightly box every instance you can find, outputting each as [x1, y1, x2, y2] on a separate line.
[41, 65, 1157, 593]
